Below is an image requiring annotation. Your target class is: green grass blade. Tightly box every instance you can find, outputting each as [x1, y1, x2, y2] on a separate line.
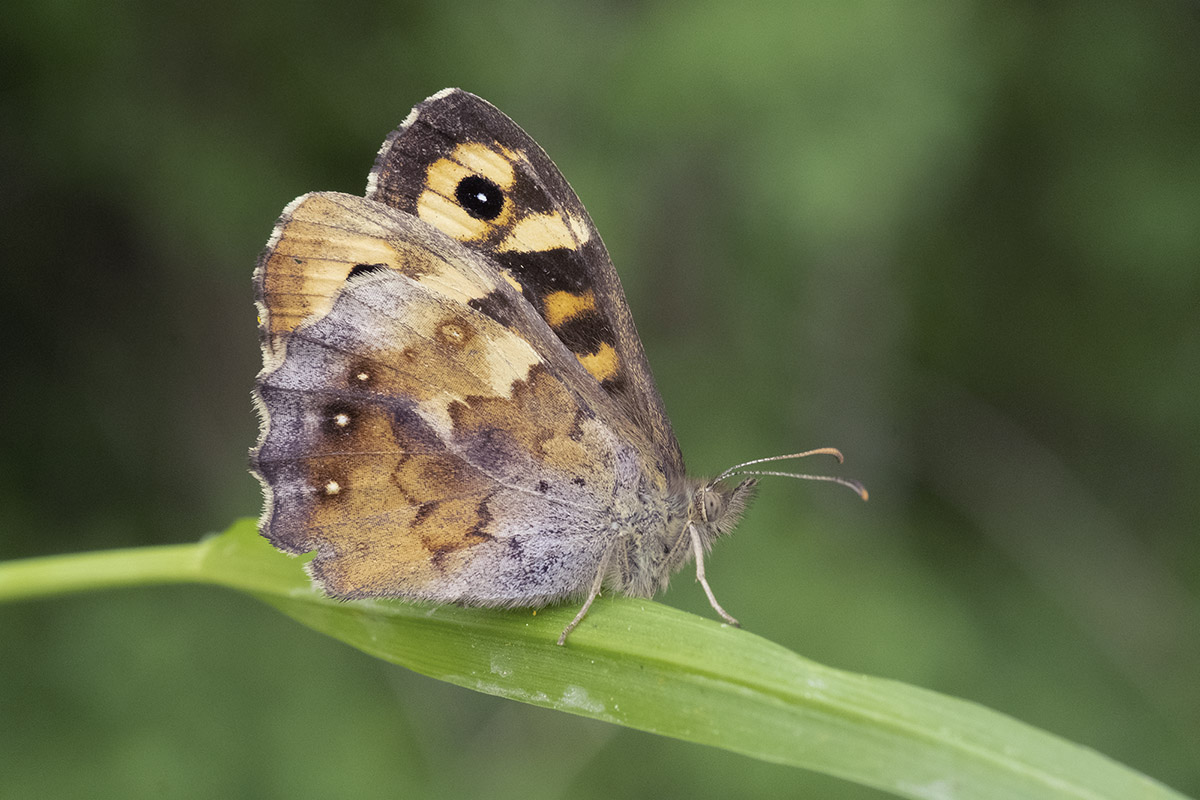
[0, 518, 1189, 800]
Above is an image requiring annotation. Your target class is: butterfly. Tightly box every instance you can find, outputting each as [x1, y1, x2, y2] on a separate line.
[251, 88, 865, 645]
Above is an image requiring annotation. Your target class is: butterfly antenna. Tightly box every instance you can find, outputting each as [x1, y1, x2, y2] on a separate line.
[716, 448, 868, 501]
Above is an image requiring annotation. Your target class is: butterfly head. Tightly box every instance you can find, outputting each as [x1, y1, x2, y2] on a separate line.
[693, 476, 758, 540]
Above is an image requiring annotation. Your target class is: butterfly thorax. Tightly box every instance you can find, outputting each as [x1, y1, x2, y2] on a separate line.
[605, 476, 757, 598]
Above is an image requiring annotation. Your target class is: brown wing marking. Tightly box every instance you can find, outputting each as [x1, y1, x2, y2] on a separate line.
[253, 268, 625, 604]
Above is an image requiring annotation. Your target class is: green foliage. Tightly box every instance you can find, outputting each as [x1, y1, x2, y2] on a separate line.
[0, 520, 1188, 800]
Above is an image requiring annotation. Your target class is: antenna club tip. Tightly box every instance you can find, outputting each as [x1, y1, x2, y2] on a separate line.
[840, 478, 868, 501]
[812, 447, 845, 463]
[843, 478, 868, 501]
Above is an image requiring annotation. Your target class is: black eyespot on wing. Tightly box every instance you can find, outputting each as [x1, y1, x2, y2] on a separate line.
[456, 175, 505, 220]
[347, 263, 388, 280]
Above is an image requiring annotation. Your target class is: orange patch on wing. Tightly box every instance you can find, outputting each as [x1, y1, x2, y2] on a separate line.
[576, 342, 620, 383]
[543, 290, 596, 328]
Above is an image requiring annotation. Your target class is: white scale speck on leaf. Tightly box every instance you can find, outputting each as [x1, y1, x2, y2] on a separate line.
[558, 685, 604, 714]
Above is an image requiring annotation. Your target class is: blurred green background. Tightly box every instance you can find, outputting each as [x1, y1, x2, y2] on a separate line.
[3, 2, 1198, 798]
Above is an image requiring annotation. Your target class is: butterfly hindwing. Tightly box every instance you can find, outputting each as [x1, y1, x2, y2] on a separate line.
[367, 88, 684, 476]
[252, 193, 668, 605]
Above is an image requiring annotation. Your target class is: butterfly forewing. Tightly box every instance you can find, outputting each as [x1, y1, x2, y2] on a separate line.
[367, 88, 684, 476]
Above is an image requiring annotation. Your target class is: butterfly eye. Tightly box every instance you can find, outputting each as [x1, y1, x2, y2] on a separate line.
[455, 175, 505, 220]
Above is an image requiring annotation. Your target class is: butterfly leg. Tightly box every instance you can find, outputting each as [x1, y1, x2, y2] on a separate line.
[689, 523, 740, 628]
[557, 547, 613, 645]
